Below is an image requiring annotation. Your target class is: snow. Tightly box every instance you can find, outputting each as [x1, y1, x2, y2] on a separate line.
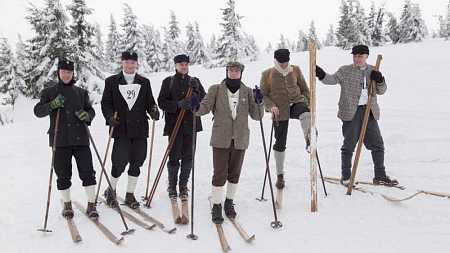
[1, 38, 450, 253]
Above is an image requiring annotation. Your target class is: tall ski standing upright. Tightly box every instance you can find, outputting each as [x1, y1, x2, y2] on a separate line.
[309, 40, 318, 212]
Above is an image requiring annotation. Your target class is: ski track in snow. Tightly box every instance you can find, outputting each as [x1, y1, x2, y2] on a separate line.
[1, 39, 450, 253]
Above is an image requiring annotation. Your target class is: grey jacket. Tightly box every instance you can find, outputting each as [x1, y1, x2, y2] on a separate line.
[321, 64, 387, 121]
[196, 82, 264, 150]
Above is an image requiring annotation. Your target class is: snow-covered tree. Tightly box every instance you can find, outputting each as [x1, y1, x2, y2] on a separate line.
[22, 0, 72, 98]
[277, 34, 288, 49]
[142, 24, 163, 72]
[186, 22, 210, 65]
[167, 11, 184, 56]
[323, 25, 336, 47]
[296, 30, 308, 51]
[67, 0, 104, 93]
[214, 0, 250, 66]
[120, 3, 151, 73]
[438, 0, 450, 40]
[93, 23, 105, 68]
[386, 12, 400, 43]
[160, 28, 174, 71]
[241, 32, 259, 61]
[0, 38, 22, 108]
[264, 42, 273, 54]
[308, 21, 322, 49]
[336, 0, 371, 49]
[371, 6, 387, 46]
[105, 14, 121, 72]
[398, 0, 427, 43]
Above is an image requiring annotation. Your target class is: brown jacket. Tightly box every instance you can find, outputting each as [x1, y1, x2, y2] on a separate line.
[196, 82, 264, 150]
[320, 64, 387, 121]
[260, 65, 310, 121]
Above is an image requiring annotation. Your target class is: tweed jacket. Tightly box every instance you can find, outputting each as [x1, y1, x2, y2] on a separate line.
[196, 81, 264, 150]
[321, 64, 387, 121]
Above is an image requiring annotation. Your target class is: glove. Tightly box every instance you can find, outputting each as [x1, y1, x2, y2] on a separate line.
[149, 105, 160, 120]
[190, 94, 200, 111]
[50, 94, 65, 110]
[370, 70, 384, 83]
[253, 86, 264, 105]
[316, 65, 326, 80]
[75, 110, 91, 123]
[109, 115, 120, 127]
[177, 98, 191, 110]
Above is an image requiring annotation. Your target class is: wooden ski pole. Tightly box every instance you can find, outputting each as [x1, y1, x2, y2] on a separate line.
[143, 120, 156, 200]
[37, 109, 61, 233]
[95, 111, 117, 204]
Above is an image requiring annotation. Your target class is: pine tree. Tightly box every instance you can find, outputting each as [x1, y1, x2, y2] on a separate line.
[353, 0, 372, 46]
[446, 0, 450, 40]
[105, 14, 121, 72]
[142, 24, 162, 72]
[336, 0, 371, 49]
[323, 25, 336, 47]
[67, 0, 104, 93]
[277, 34, 288, 49]
[398, 0, 427, 43]
[308, 21, 322, 49]
[386, 12, 400, 43]
[215, 0, 246, 66]
[160, 27, 174, 71]
[168, 11, 184, 56]
[371, 6, 387, 46]
[188, 22, 210, 64]
[0, 38, 22, 108]
[296, 30, 308, 51]
[22, 0, 72, 98]
[367, 2, 377, 39]
[93, 23, 105, 68]
[120, 3, 151, 73]
[265, 42, 273, 54]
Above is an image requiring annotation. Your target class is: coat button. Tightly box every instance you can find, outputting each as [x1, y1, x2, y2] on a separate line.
[76, 137, 80, 140]
[67, 123, 71, 127]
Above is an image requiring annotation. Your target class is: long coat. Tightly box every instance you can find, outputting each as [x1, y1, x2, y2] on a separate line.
[101, 72, 157, 139]
[157, 73, 206, 136]
[34, 81, 95, 147]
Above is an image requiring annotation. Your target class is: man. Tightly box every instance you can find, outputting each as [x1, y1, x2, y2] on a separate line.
[195, 61, 264, 224]
[158, 54, 206, 201]
[34, 58, 98, 219]
[260, 49, 311, 190]
[101, 51, 160, 209]
[316, 45, 398, 186]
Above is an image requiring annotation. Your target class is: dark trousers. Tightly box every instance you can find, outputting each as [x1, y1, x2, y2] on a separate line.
[212, 141, 246, 186]
[272, 102, 310, 152]
[167, 131, 193, 188]
[273, 120, 289, 152]
[54, 146, 96, 190]
[341, 106, 386, 179]
[111, 138, 147, 178]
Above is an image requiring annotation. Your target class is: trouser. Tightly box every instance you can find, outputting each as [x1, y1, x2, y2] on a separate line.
[341, 106, 386, 179]
[212, 141, 246, 187]
[111, 138, 147, 178]
[54, 145, 96, 190]
[167, 131, 193, 188]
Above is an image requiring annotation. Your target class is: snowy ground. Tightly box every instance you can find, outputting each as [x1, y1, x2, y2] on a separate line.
[1, 39, 450, 253]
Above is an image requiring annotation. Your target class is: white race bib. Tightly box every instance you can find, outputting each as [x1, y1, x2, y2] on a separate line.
[119, 84, 141, 110]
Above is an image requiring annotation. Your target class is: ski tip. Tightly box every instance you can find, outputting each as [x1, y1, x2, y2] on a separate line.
[165, 227, 177, 234]
[247, 234, 256, 242]
[115, 237, 125, 245]
[74, 236, 82, 243]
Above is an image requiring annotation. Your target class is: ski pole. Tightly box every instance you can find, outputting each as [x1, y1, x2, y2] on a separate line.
[37, 109, 61, 233]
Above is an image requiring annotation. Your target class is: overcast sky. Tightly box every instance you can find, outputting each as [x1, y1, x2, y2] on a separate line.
[0, 0, 448, 48]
